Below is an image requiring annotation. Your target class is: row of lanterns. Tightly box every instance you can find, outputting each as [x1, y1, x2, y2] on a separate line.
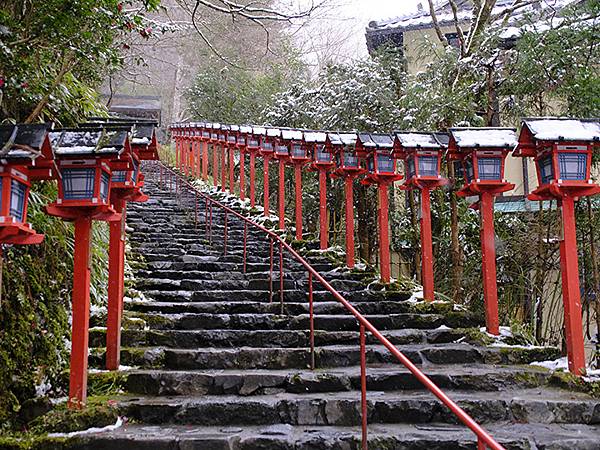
[0, 118, 159, 407]
[170, 117, 600, 376]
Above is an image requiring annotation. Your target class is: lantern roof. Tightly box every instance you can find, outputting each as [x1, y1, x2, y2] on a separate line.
[266, 128, 281, 137]
[327, 132, 357, 146]
[252, 126, 267, 135]
[230, 124, 240, 132]
[448, 127, 517, 150]
[520, 117, 600, 142]
[281, 129, 303, 140]
[212, 122, 221, 129]
[303, 131, 327, 143]
[0, 123, 54, 162]
[50, 128, 128, 157]
[358, 133, 394, 149]
[240, 125, 253, 134]
[89, 116, 157, 125]
[394, 131, 442, 149]
[221, 124, 231, 131]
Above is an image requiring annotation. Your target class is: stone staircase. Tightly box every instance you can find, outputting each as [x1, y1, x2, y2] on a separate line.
[79, 176, 600, 449]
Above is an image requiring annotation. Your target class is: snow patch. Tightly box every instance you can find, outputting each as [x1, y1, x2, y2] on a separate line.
[48, 417, 124, 438]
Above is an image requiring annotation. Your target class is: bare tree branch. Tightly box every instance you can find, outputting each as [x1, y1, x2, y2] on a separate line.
[427, 0, 449, 46]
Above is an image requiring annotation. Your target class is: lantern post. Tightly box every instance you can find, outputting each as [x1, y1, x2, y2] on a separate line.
[45, 128, 124, 408]
[172, 124, 180, 171]
[260, 128, 278, 217]
[274, 129, 293, 231]
[201, 124, 210, 181]
[359, 133, 402, 283]
[193, 123, 201, 179]
[393, 132, 448, 301]
[448, 127, 517, 335]
[238, 126, 253, 201]
[515, 117, 600, 375]
[227, 125, 239, 194]
[218, 127, 228, 192]
[327, 132, 365, 267]
[305, 132, 335, 250]
[247, 127, 265, 208]
[210, 124, 220, 188]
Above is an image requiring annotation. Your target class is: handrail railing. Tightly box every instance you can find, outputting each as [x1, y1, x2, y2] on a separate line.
[148, 161, 505, 450]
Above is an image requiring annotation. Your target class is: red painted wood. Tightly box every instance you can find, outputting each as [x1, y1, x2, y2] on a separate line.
[239, 151, 246, 200]
[249, 152, 256, 207]
[420, 187, 434, 301]
[278, 160, 285, 230]
[479, 191, 500, 335]
[263, 157, 270, 217]
[202, 141, 209, 181]
[344, 175, 355, 268]
[319, 169, 328, 250]
[378, 183, 391, 283]
[294, 164, 302, 239]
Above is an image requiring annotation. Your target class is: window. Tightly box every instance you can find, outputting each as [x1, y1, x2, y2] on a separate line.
[62, 168, 95, 200]
[366, 155, 374, 172]
[292, 144, 305, 158]
[344, 152, 358, 168]
[10, 179, 26, 222]
[377, 153, 394, 173]
[464, 159, 474, 182]
[558, 153, 587, 180]
[100, 172, 110, 201]
[407, 156, 416, 178]
[276, 144, 289, 155]
[477, 157, 502, 180]
[316, 145, 330, 163]
[132, 159, 140, 183]
[539, 155, 554, 184]
[112, 170, 127, 183]
[418, 156, 438, 177]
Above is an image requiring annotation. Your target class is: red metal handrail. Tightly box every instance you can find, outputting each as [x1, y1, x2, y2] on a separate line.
[151, 161, 505, 450]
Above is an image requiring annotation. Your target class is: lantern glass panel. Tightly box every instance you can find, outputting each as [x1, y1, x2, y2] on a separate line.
[292, 143, 305, 158]
[418, 155, 438, 177]
[377, 153, 394, 173]
[558, 153, 587, 180]
[262, 141, 273, 151]
[477, 157, 502, 180]
[112, 170, 127, 183]
[366, 155, 374, 172]
[316, 145, 330, 163]
[276, 144, 289, 155]
[344, 152, 358, 168]
[100, 172, 110, 201]
[132, 159, 140, 183]
[249, 139, 259, 147]
[62, 168, 95, 200]
[407, 156, 416, 178]
[538, 154, 554, 184]
[10, 179, 27, 222]
[464, 159, 474, 182]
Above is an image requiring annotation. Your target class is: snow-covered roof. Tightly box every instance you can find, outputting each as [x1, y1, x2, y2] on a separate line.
[328, 132, 358, 146]
[281, 129, 303, 140]
[252, 126, 267, 135]
[51, 129, 126, 156]
[239, 125, 253, 134]
[449, 127, 517, 148]
[212, 123, 221, 129]
[394, 132, 440, 149]
[0, 123, 53, 161]
[230, 125, 240, 132]
[522, 118, 600, 142]
[266, 128, 281, 137]
[303, 131, 327, 143]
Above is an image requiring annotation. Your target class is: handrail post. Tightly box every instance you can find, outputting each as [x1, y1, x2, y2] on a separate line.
[269, 238, 274, 303]
[243, 222, 248, 274]
[279, 240, 284, 314]
[360, 324, 368, 450]
[308, 272, 315, 370]
[478, 438, 486, 450]
[224, 211, 228, 255]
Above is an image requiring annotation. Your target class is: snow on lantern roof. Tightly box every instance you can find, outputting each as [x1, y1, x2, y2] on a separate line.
[522, 117, 600, 142]
[327, 132, 357, 146]
[370, 133, 394, 149]
[252, 126, 267, 135]
[266, 128, 281, 137]
[303, 131, 327, 143]
[394, 131, 440, 149]
[0, 123, 53, 161]
[221, 124, 231, 131]
[230, 125, 240, 132]
[50, 128, 125, 156]
[281, 129, 303, 141]
[449, 127, 517, 149]
[240, 125, 253, 134]
[212, 123, 221, 129]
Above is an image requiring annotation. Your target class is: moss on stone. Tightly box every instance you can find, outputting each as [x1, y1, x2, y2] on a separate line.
[27, 401, 119, 435]
[549, 371, 600, 398]
[87, 372, 128, 397]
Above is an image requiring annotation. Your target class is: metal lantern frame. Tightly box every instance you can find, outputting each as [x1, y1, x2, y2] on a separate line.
[259, 127, 277, 156]
[393, 132, 447, 189]
[326, 132, 363, 178]
[357, 133, 402, 185]
[281, 129, 307, 163]
[305, 131, 332, 170]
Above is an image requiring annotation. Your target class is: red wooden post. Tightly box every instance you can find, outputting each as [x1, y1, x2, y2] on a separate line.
[240, 151, 246, 200]
[344, 175, 355, 268]
[221, 145, 227, 192]
[278, 159, 285, 230]
[106, 199, 126, 370]
[249, 152, 256, 207]
[319, 168, 328, 250]
[420, 187, 434, 301]
[294, 164, 303, 240]
[479, 191, 500, 335]
[559, 196, 587, 374]
[229, 146, 235, 194]
[202, 141, 209, 181]
[264, 156, 270, 216]
[196, 140, 201, 178]
[68, 215, 92, 408]
[175, 138, 180, 170]
[213, 144, 218, 187]
[378, 183, 391, 283]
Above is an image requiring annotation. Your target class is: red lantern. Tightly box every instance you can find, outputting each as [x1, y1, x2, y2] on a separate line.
[327, 132, 362, 176]
[282, 129, 309, 239]
[237, 125, 253, 200]
[0, 123, 55, 245]
[304, 131, 332, 249]
[259, 128, 280, 216]
[514, 117, 600, 376]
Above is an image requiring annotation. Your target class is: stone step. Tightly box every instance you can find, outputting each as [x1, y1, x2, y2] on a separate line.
[89, 326, 464, 349]
[42, 422, 600, 450]
[122, 365, 550, 396]
[93, 343, 560, 370]
[116, 388, 600, 427]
